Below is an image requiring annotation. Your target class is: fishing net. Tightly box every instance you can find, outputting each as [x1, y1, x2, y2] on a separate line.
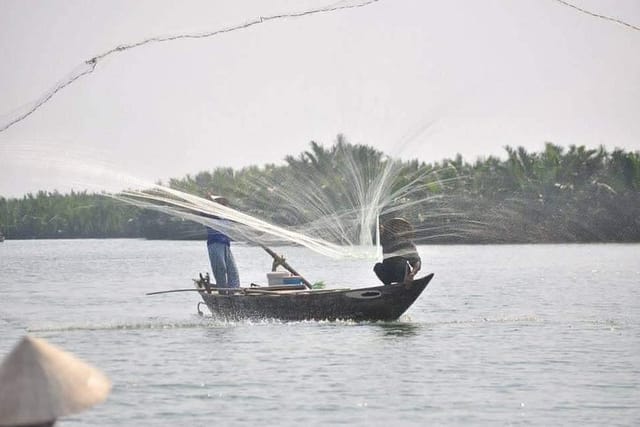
[112, 140, 485, 259]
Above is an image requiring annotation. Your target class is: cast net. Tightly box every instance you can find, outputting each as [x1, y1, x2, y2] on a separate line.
[112, 139, 481, 259]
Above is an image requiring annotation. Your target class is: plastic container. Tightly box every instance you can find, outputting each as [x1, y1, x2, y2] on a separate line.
[267, 271, 290, 286]
[282, 276, 303, 285]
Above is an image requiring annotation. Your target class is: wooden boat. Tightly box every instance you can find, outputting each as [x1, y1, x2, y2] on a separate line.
[193, 273, 434, 322]
[144, 238, 432, 322]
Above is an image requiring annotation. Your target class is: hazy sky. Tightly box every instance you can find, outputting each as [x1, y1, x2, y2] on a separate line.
[1, 0, 639, 197]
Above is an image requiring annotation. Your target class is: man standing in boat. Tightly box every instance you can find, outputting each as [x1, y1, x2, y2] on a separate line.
[374, 218, 421, 285]
[204, 195, 240, 288]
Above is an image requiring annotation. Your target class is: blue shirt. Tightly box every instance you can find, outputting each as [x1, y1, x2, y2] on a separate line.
[206, 224, 231, 246]
[200, 211, 232, 246]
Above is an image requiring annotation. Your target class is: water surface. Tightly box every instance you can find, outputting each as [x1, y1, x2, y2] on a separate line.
[1, 240, 638, 426]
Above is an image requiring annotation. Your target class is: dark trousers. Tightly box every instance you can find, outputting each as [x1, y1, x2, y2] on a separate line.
[374, 257, 410, 285]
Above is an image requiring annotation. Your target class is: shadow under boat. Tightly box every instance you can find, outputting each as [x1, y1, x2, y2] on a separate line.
[194, 273, 434, 322]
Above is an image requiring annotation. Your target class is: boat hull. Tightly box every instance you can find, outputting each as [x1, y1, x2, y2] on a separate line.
[198, 273, 434, 321]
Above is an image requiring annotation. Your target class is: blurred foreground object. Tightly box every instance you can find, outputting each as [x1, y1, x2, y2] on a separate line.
[0, 336, 111, 427]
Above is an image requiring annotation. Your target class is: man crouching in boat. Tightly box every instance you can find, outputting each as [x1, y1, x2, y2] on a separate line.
[205, 195, 240, 289]
[374, 218, 421, 285]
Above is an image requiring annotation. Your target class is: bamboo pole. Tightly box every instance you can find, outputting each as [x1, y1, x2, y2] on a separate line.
[146, 288, 244, 296]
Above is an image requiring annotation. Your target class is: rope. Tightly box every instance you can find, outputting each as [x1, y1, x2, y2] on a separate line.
[0, 0, 380, 133]
[552, 0, 640, 32]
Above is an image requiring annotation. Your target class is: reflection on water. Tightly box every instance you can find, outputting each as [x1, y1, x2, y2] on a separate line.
[375, 322, 421, 337]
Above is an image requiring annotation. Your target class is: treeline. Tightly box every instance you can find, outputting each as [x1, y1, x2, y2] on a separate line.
[0, 191, 203, 240]
[1, 139, 639, 243]
[421, 144, 640, 242]
[0, 191, 139, 239]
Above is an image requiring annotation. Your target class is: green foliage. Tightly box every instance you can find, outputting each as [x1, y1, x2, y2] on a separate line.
[0, 191, 140, 239]
[1, 138, 638, 243]
[312, 281, 326, 289]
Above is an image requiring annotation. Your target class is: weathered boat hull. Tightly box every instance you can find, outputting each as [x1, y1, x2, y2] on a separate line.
[198, 273, 434, 321]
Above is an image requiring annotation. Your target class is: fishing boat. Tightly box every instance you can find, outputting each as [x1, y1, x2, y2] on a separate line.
[191, 272, 434, 322]
[130, 190, 433, 321]
[145, 244, 433, 322]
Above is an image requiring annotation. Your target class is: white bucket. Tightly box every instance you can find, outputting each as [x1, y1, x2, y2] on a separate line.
[267, 271, 290, 286]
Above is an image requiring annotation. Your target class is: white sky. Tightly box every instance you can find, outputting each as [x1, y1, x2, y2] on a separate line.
[1, 0, 639, 197]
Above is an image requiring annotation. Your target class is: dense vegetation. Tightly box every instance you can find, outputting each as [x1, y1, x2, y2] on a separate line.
[1, 138, 639, 243]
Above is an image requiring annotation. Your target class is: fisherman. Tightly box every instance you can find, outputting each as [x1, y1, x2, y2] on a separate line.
[204, 195, 240, 288]
[0, 336, 111, 427]
[373, 218, 421, 285]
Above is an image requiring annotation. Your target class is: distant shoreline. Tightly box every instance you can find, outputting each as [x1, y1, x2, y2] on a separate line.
[2, 141, 639, 244]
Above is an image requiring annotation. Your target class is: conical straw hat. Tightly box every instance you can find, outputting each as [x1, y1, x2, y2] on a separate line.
[0, 336, 111, 426]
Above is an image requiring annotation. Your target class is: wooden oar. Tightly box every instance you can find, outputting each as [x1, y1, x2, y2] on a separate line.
[259, 244, 313, 289]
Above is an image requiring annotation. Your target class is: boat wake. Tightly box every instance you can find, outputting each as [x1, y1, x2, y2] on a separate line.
[27, 315, 364, 333]
[25, 316, 389, 332]
[425, 315, 543, 327]
[33, 312, 606, 333]
[26, 318, 212, 333]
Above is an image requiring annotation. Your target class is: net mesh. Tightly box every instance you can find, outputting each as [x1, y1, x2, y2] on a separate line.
[111, 140, 482, 259]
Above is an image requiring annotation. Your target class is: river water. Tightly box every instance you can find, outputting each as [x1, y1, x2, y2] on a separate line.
[0, 240, 638, 426]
